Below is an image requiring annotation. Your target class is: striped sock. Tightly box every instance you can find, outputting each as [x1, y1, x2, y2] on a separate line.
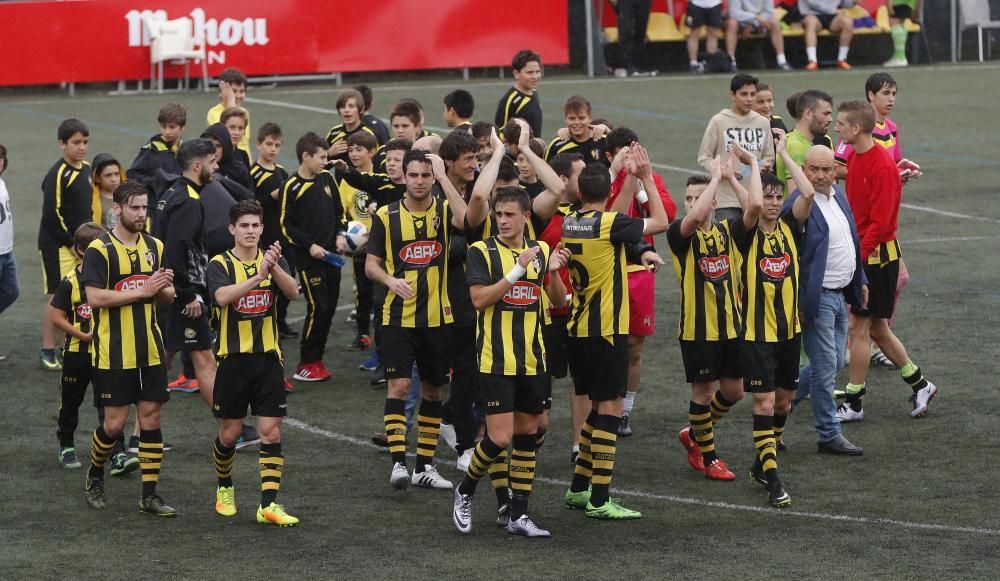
[901, 361, 928, 392]
[589, 414, 620, 508]
[509, 434, 537, 519]
[570, 410, 597, 493]
[88, 426, 116, 479]
[213, 437, 236, 488]
[138, 428, 164, 497]
[259, 442, 283, 506]
[415, 399, 442, 472]
[458, 436, 503, 495]
[752, 414, 778, 487]
[535, 429, 546, 449]
[773, 413, 788, 447]
[710, 391, 736, 425]
[690, 401, 718, 466]
[383, 398, 407, 465]
[488, 449, 510, 505]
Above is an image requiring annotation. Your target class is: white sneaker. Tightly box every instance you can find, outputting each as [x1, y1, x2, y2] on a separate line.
[613, 68, 627, 78]
[910, 381, 938, 418]
[883, 57, 908, 67]
[506, 514, 551, 538]
[836, 403, 865, 423]
[452, 488, 473, 534]
[456, 448, 473, 473]
[440, 422, 457, 453]
[390, 462, 409, 491]
[411, 465, 454, 490]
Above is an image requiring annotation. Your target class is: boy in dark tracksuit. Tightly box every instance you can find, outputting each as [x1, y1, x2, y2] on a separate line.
[126, 103, 186, 198]
[280, 133, 348, 382]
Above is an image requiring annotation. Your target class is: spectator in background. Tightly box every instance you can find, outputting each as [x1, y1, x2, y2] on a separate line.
[799, 0, 855, 71]
[686, 0, 725, 74]
[884, 0, 916, 67]
[0, 144, 18, 360]
[612, 0, 655, 77]
[725, 0, 792, 71]
[443, 89, 475, 134]
[207, 68, 253, 159]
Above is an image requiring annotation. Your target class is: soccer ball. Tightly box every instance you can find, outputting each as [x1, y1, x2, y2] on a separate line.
[345, 221, 369, 254]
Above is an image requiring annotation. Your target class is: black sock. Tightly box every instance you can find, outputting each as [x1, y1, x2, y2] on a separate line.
[259, 442, 283, 506]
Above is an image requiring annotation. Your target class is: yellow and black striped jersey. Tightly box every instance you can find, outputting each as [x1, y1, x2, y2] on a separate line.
[39, 159, 92, 250]
[338, 175, 374, 230]
[80, 231, 166, 369]
[466, 237, 551, 375]
[495, 86, 543, 138]
[730, 215, 802, 342]
[561, 209, 643, 337]
[666, 220, 741, 341]
[325, 123, 378, 165]
[50, 267, 92, 354]
[207, 249, 288, 358]
[368, 197, 454, 328]
[544, 135, 609, 165]
[464, 211, 547, 246]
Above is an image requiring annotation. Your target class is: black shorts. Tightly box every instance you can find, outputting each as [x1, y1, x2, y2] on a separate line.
[213, 353, 287, 419]
[568, 335, 629, 402]
[812, 13, 837, 30]
[163, 302, 213, 352]
[852, 260, 899, 319]
[686, 4, 723, 28]
[891, 4, 913, 20]
[679, 339, 742, 384]
[40, 247, 65, 294]
[92, 364, 169, 407]
[542, 314, 569, 379]
[781, 4, 803, 24]
[478, 373, 547, 416]
[741, 336, 801, 393]
[61, 350, 98, 406]
[380, 325, 449, 386]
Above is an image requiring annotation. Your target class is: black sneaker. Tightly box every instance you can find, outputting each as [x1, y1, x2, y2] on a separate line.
[496, 488, 512, 528]
[139, 494, 178, 517]
[278, 322, 298, 339]
[776, 440, 786, 452]
[768, 481, 792, 508]
[109, 452, 140, 477]
[749, 458, 768, 489]
[85, 477, 107, 510]
[370, 364, 387, 386]
[617, 414, 633, 437]
[346, 334, 372, 351]
[235, 424, 261, 450]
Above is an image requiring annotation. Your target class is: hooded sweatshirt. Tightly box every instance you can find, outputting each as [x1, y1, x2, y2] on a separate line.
[91, 153, 125, 230]
[201, 123, 252, 191]
[696, 108, 775, 209]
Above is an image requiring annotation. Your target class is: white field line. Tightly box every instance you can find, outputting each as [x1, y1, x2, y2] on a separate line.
[283, 417, 1000, 537]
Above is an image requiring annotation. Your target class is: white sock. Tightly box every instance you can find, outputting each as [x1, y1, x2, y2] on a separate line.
[806, 47, 817, 63]
[689, 59, 699, 66]
[623, 391, 636, 415]
[572, 444, 580, 454]
[838, 45, 850, 61]
[777, 53, 787, 65]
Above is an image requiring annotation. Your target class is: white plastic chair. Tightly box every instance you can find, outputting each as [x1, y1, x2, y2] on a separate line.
[146, 16, 209, 93]
[958, 0, 1000, 62]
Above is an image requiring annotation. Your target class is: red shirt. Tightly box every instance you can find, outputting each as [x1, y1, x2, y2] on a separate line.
[607, 169, 677, 247]
[538, 204, 572, 316]
[845, 143, 901, 260]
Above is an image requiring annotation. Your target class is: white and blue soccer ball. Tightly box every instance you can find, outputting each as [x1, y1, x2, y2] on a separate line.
[345, 220, 369, 254]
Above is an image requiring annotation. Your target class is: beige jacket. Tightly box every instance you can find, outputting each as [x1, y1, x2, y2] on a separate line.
[697, 108, 775, 209]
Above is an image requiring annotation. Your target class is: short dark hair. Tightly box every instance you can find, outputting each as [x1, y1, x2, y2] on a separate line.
[73, 222, 107, 252]
[402, 148, 432, 172]
[550, 152, 584, 178]
[0, 143, 7, 173]
[838, 100, 876, 133]
[443, 89, 475, 119]
[686, 174, 712, 187]
[796, 90, 833, 116]
[785, 91, 804, 120]
[438, 131, 478, 162]
[606, 127, 639, 156]
[730, 73, 759, 93]
[390, 101, 422, 126]
[256, 122, 282, 143]
[512, 49, 541, 71]
[176, 138, 217, 171]
[502, 118, 533, 145]
[296, 132, 328, 162]
[353, 84, 374, 111]
[229, 199, 263, 224]
[346, 131, 378, 151]
[336, 89, 365, 112]
[760, 171, 784, 195]
[470, 121, 494, 141]
[865, 72, 897, 102]
[58, 118, 89, 142]
[384, 138, 413, 154]
[496, 157, 518, 183]
[492, 186, 531, 213]
[578, 163, 611, 203]
[218, 67, 247, 86]
[157, 103, 187, 127]
[112, 181, 149, 206]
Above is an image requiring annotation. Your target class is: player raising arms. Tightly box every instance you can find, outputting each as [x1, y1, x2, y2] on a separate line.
[208, 200, 301, 526]
[451, 187, 571, 537]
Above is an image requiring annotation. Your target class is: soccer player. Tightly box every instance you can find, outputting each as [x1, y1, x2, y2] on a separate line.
[562, 150, 669, 520]
[221, 107, 252, 170]
[834, 100, 937, 421]
[605, 129, 676, 436]
[544, 96, 609, 165]
[799, 0, 854, 71]
[776, 90, 833, 192]
[668, 157, 746, 482]
[686, 0, 725, 73]
[81, 181, 177, 516]
[726, 0, 791, 70]
[39, 118, 92, 371]
[733, 137, 816, 507]
[91, 154, 124, 230]
[208, 200, 301, 526]
[354, 84, 391, 145]
[697, 74, 775, 222]
[451, 187, 571, 537]
[517, 139, 548, 199]
[279, 133, 347, 381]
[495, 49, 543, 137]
[366, 149, 468, 490]
[207, 67, 252, 158]
[443, 89, 475, 133]
[326, 89, 378, 166]
[126, 102, 185, 193]
[339, 131, 380, 351]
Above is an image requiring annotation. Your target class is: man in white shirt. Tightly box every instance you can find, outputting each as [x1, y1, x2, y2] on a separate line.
[0, 145, 20, 361]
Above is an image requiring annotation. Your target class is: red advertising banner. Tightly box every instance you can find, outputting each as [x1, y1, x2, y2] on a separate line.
[0, 0, 568, 86]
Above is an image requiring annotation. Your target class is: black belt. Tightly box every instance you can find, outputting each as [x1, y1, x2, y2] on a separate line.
[821, 287, 845, 293]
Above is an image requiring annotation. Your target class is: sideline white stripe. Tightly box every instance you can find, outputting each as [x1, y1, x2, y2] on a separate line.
[900, 203, 1000, 223]
[905, 235, 1000, 245]
[283, 417, 1000, 537]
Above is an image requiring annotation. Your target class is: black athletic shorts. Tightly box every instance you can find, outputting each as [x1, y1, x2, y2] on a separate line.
[40, 247, 65, 294]
[163, 301, 213, 352]
[851, 260, 899, 319]
[568, 334, 629, 402]
[92, 364, 169, 407]
[891, 4, 913, 20]
[686, 4, 723, 28]
[815, 13, 837, 30]
[741, 336, 801, 393]
[679, 339, 742, 384]
[213, 353, 287, 419]
[781, 4, 803, 24]
[478, 373, 547, 415]
[542, 314, 569, 379]
[380, 325, 449, 386]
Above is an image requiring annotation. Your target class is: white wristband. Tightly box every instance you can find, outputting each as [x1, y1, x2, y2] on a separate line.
[505, 263, 527, 284]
